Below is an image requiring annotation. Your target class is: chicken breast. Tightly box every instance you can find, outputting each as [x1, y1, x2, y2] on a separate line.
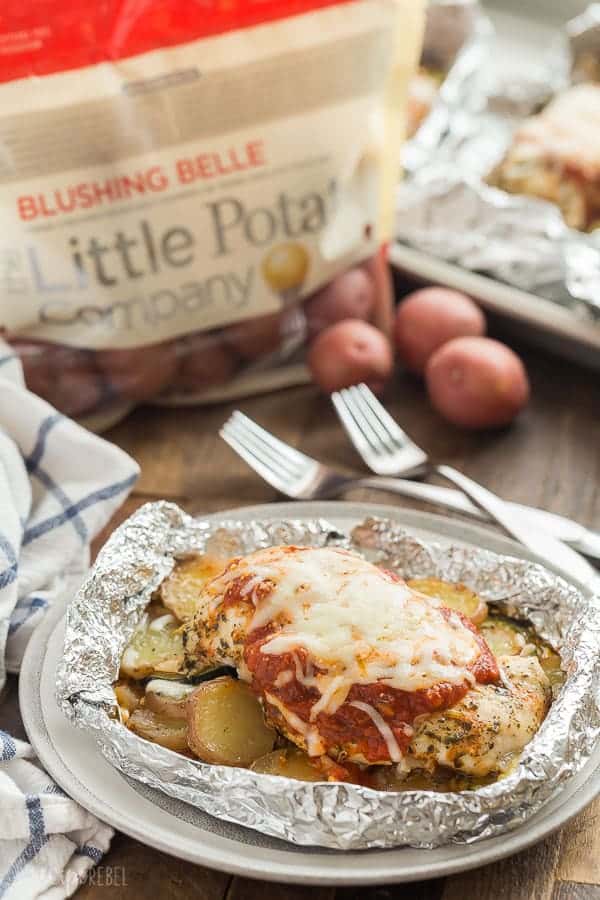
[405, 654, 551, 776]
[184, 545, 500, 764]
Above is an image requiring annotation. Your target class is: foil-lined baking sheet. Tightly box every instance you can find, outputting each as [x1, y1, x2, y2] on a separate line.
[397, 2, 600, 322]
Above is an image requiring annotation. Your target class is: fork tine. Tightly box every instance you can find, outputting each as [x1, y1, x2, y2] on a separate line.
[338, 386, 391, 454]
[220, 426, 291, 494]
[230, 411, 312, 469]
[331, 391, 374, 460]
[224, 417, 304, 478]
[356, 383, 415, 447]
[344, 385, 401, 453]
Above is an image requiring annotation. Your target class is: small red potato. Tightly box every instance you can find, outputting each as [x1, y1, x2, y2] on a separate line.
[223, 312, 283, 361]
[96, 342, 178, 402]
[425, 337, 530, 429]
[395, 288, 486, 374]
[304, 268, 376, 339]
[14, 340, 105, 417]
[307, 319, 394, 395]
[171, 331, 238, 393]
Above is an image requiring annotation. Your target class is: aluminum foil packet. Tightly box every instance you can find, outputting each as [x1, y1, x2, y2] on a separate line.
[396, 4, 600, 321]
[405, 0, 493, 172]
[56, 501, 600, 851]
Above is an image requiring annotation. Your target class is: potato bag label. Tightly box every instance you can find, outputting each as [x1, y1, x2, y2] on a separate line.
[0, 0, 424, 350]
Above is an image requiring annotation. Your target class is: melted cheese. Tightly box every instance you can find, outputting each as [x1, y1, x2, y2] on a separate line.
[149, 614, 176, 632]
[223, 547, 482, 717]
[515, 84, 600, 177]
[145, 679, 196, 699]
[350, 701, 402, 762]
[265, 691, 325, 756]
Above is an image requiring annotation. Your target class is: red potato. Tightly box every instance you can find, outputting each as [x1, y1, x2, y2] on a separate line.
[14, 340, 106, 418]
[95, 342, 179, 402]
[171, 331, 239, 393]
[395, 288, 486, 375]
[304, 268, 376, 340]
[223, 311, 283, 361]
[425, 337, 530, 429]
[307, 319, 394, 395]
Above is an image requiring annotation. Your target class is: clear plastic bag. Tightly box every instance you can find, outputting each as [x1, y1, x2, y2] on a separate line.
[0, 0, 424, 427]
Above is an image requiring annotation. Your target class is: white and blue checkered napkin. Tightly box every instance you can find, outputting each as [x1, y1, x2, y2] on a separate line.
[0, 341, 139, 898]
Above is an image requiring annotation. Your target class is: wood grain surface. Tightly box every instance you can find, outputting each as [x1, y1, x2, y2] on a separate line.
[4, 336, 600, 898]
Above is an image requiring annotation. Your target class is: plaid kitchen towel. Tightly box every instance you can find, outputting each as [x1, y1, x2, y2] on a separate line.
[0, 340, 139, 899]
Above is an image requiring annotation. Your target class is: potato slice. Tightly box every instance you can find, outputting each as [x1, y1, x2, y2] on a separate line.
[114, 680, 144, 722]
[127, 707, 188, 753]
[479, 616, 527, 657]
[480, 616, 564, 688]
[372, 767, 436, 792]
[408, 578, 488, 624]
[120, 613, 185, 680]
[186, 676, 276, 766]
[145, 679, 196, 718]
[250, 748, 323, 782]
[373, 766, 495, 793]
[114, 679, 144, 712]
[536, 644, 565, 690]
[161, 554, 228, 621]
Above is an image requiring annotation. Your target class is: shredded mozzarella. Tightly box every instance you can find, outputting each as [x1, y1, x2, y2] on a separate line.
[145, 679, 195, 699]
[121, 646, 139, 669]
[350, 700, 402, 762]
[246, 548, 480, 697]
[149, 614, 175, 632]
[265, 691, 325, 756]
[195, 546, 486, 757]
[274, 670, 294, 688]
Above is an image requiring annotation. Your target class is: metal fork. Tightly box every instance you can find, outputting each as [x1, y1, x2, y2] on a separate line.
[331, 384, 597, 590]
[332, 383, 429, 477]
[220, 410, 392, 500]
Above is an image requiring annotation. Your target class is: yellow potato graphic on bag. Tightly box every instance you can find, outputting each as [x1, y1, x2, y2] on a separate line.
[261, 242, 309, 304]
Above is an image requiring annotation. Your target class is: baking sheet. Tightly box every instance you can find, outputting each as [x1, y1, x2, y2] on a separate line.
[394, 0, 600, 369]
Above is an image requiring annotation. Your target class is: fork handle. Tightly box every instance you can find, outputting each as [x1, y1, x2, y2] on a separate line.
[349, 477, 600, 560]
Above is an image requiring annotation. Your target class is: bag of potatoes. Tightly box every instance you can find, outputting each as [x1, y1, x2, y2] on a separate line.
[0, 0, 424, 428]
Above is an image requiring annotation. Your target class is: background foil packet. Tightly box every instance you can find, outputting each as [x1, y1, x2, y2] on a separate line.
[56, 502, 600, 851]
[396, 3, 600, 322]
[404, 0, 494, 172]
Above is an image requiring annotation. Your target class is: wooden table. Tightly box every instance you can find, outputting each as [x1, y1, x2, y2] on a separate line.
[2, 336, 600, 899]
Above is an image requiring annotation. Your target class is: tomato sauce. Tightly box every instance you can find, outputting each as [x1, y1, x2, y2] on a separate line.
[244, 607, 499, 764]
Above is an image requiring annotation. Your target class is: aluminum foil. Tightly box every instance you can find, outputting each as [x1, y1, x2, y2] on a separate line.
[56, 502, 600, 851]
[404, 0, 493, 172]
[396, 5, 600, 320]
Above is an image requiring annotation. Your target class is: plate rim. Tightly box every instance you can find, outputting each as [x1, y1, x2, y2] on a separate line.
[20, 501, 600, 884]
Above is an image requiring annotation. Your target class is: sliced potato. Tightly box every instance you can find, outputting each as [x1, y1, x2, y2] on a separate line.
[161, 554, 228, 621]
[145, 679, 196, 718]
[186, 676, 276, 766]
[120, 613, 185, 680]
[250, 748, 323, 782]
[372, 767, 435, 792]
[536, 645, 565, 690]
[147, 602, 172, 621]
[408, 578, 488, 624]
[479, 616, 528, 657]
[373, 766, 496, 793]
[127, 707, 188, 753]
[114, 679, 144, 712]
[480, 615, 564, 688]
[114, 680, 144, 721]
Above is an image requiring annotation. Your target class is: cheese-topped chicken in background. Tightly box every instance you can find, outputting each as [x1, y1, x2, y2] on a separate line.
[184, 546, 550, 772]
